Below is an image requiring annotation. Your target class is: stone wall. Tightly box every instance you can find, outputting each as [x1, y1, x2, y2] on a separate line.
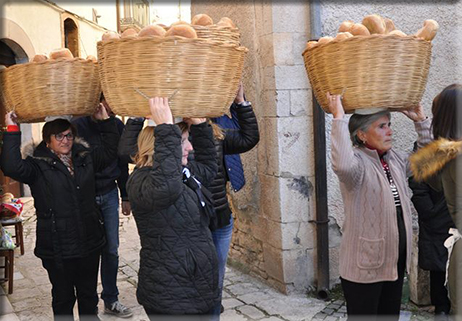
[191, 0, 462, 295]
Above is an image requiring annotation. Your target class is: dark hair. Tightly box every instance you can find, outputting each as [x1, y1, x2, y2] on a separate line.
[348, 111, 391, 146]
[42, 119, 77, 143]
[431, 84, 462, 140]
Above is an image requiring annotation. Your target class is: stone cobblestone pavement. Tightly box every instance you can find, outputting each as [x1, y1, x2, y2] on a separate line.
[0, 198, 435, 320]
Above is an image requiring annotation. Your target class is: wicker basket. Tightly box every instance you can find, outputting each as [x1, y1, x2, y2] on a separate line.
[192, 25, 240, 45]
[97, 36, 247, 118]
[302, 34, 432, 113]
[2, 59, 101, 123]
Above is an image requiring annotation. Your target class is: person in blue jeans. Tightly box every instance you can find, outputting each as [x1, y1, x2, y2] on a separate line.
[73, 94, 133, 318]
[208, 83, 259, 316]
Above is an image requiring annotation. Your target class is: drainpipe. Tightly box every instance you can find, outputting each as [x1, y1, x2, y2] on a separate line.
[309, 0, 330, 301]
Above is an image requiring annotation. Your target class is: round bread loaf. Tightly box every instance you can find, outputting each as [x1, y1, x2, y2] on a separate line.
[121, 28, 138, 38]
[416, 19, 439, 41]
[165, 24, 197, 38]
[139, 25, 166, 37]
[86, 55, 97, 62]
[362, 14, 386, 34]
[192, 14, 213, 26]
[217, 17, 236, 29]
[349, 23, 371, 36]
[384, 18, 396, 33]
[305, 41, 318, 50]
[334, 32, 353, 41]
[338, 20, 354, 33]
[389, 30, 407, 37]
[171, 20, 190, 26]
[318, 36, 333, 45]
[50, 48, 74, 60]
[102, 31, 121, 41]
[32, 54, 48, 63]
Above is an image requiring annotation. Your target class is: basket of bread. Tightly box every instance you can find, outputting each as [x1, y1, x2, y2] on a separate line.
[302, 14, 436, 113]
[97, 14, 247, 118]
[1, 49, 100, 123]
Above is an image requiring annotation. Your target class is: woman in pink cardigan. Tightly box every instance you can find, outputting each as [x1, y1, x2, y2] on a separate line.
[327, 93, 432, 320]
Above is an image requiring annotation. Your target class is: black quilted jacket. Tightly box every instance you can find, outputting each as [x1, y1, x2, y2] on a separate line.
[0, 118, 119, 260]
[119, 103, 259, 229]
[126, 123, 219, 314]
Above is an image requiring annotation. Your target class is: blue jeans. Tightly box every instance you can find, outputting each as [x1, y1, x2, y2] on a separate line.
[210, 216, 234, 319]
[95, 188, 120, 305]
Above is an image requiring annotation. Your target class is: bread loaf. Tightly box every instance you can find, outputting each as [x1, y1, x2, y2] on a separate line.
[171, 21, 190, 26]
[102, 31, 121, 41]
[217, 17, 236, 29]
[50, 48, 74, 60]
[389, 30, 407, 37]
[318, 36, 333, 45]
[362, 14, 386, 34]
[305, 41, 318, 50]
[384, 18, 396, 33]
[32, 54, 48, 63]
[334, 32, 353, 41]
[192, 14, 213, 26]
[415, 19, 439, 41]
[86, 55, 97, 62]
[139, 25, 166, 37]
[121, 28, 138, 38]
[165, 25, 197, 39]
[338, 20, 354, 33]
[349, 23, 371, 36]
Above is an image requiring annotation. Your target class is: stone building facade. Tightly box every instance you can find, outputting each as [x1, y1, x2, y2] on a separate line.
[191, 0, 462, 295]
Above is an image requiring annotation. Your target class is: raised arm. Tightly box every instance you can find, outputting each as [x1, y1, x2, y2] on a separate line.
[0, 112, 38, 184]
[118, 117, 144, 164]
[328, 93, 364, 187]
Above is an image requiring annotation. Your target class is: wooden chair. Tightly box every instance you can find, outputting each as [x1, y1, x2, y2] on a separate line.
[0, 248, 14, 294]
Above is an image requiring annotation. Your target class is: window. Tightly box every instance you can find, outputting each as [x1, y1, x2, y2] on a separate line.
[64, 18, 79, 57]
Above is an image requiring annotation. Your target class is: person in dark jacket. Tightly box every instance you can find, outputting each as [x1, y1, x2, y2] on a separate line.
[0, 106, 119, 320]
[117, 84, 259, 317]
[126, 97, 219, 319]
[409, 175, 454, 320]
[73, 95, 132, 318]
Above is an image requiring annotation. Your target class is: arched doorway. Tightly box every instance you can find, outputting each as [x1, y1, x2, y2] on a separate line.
[64, 18, 79, 57]
[0, 39, 29, 196]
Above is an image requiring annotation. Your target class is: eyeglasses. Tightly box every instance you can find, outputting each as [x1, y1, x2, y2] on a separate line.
[54, 133, 74, 141]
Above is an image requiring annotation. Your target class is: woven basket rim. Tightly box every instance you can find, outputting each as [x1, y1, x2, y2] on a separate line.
[302, 34, 429, 56]
[6, 57, 97, 70]
[97, 36, 248, 52]
[192, 24, 239, 32]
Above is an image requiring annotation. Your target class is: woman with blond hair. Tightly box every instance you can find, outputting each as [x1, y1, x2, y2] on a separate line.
[126, 97, 219, 319]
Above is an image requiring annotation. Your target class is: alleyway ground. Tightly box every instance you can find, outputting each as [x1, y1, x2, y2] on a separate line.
[1, 197, 433, 320]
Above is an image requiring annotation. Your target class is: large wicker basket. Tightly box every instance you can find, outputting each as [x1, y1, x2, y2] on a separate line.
[302, 34, 432, 113]
[192, 25, 240, 45]
[97, 36, 247, 118]
[2, 59, 101, 123]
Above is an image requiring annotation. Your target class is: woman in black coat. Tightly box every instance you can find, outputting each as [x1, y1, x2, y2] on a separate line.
[1, 106, 119, 320]
[409, 168, 455, 318]
[126, 97, 219, 319]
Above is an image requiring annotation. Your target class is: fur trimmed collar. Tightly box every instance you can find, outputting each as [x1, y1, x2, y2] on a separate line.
[410, 139, 462, 182]
[21, 137, 90, 162]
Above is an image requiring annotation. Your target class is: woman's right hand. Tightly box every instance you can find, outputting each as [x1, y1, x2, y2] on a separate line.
[326, 92, 345, 119]
[149, 97, 173, 125]
[5, 111, 17, 126]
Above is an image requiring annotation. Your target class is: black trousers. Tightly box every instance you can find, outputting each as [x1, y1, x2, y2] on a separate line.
[341, 206, 406, 321]
[430, 270, 451, 314]
[144, 307, 215, 321]
[41, 251, 101, 321]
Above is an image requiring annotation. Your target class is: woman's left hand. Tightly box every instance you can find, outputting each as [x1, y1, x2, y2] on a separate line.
[5, 111, 17, 126]
[94, 103, 110, 120]
[183, 118, 206, 125]
[401, 103, 426, 122]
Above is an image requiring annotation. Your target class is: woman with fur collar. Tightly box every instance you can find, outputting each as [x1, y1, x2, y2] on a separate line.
[327, 92, 431, 320]
[0, 106, 119, 320]
[410, 84, 462, 320]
